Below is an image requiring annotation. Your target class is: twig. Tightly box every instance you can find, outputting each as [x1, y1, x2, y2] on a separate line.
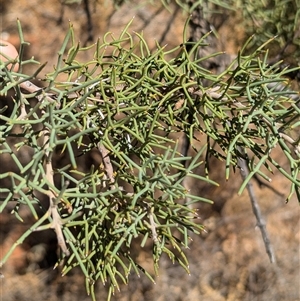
[40, 127, 70, 256]
[17, 80, 69, 255]
[148, 206, 159, 245]
[97, 142, 115, 189]
[19, 80, 58, 105]
[238, 147, 276, 263]
[83, 0, 93, 44]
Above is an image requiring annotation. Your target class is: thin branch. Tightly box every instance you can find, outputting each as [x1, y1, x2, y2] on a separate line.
[17, 79, 70, 255]
[98, 142, 115, 189]
[19, 80, 59, 107]
[41, 127, 70, 256]
[83, 0, 94, 44]
[238, 147, 276, 263]
[148, 206, 159, 245]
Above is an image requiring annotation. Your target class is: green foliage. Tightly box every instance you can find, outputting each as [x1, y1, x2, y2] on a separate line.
[161, 0, 300, 64]
[1, 20, 217, 299]
[237, 0, 300, 63]
[0, 3, 299, 301]
[160, 0, 235, 12]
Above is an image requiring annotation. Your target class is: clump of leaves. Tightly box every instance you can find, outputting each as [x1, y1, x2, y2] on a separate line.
[0, 17, 299, 300]
[237, 0, 300, 65]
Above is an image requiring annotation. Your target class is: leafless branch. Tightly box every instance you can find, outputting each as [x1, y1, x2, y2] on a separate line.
[238, 147, 276, 263]
[19, 80, 58, 105]
[148, 207, 159, 245]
